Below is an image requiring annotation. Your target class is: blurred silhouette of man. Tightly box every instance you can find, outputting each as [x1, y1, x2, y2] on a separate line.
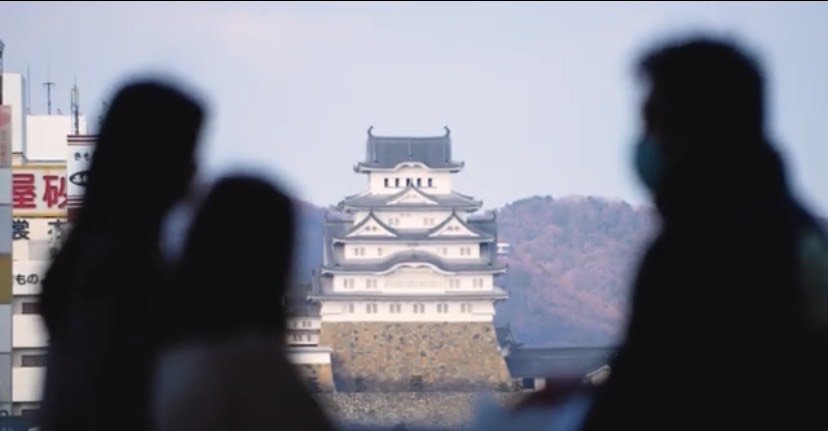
[581, 37, 828, 431]
[39, 80, 205, 431]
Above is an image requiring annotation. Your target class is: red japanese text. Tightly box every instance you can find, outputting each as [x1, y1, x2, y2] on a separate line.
[12, 173, 37, 209]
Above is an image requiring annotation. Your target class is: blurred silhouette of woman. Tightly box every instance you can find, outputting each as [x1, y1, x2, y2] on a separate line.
[39, 80, 205, 431]
[153, 175, 336, 431]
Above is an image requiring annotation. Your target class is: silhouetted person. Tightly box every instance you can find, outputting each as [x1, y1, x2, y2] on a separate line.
[581, 37, 828, 431]
[153, 175, 336, 431]
[39, 80, 205, 431]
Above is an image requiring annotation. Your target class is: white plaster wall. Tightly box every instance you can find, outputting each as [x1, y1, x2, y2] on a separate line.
[333, 270, 494, 293]
[25, 115, 88, 162]
[11, 366, 42, 403]
[286, 317, 322, 330]
[351, 210, 455, 231]
[11, 315, 45, 349]
[319, 299, 496, 322]
[286, 332, 320, 346]
[286, 349, 332, 365]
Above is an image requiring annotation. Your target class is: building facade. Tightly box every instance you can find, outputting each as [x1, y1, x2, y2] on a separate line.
[308, 127, 512, 392]
[3, 71, 88, 415]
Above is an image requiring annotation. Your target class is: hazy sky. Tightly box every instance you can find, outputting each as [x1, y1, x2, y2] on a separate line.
[1, 1, 826, 212]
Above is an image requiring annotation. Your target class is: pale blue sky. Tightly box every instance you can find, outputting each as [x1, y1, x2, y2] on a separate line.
[1, 1, 826, 212]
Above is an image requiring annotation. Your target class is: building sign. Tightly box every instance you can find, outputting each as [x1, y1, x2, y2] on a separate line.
[11, 260, 47, 295]
[0, 106, 10, 168]
[66, 135, 96, 212]
[11, 166, 68, 218]
[11, 218, 68, 262]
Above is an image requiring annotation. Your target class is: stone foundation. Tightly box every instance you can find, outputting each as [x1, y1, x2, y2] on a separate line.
[319, 322, 512, 392]
[296, 363, 337, 393]
[317, 392, 527, 428]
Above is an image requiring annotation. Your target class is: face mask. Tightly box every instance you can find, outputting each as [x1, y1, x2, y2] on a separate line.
[633, 135, 666, 193]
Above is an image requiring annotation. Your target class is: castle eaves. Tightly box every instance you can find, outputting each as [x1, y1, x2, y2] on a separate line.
[338, 188, 482, 211]
[320, 250, 507, 274]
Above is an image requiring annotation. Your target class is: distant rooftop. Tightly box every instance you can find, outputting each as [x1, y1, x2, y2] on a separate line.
[356, 126, 465, 171]
[506, 346, 617, 379]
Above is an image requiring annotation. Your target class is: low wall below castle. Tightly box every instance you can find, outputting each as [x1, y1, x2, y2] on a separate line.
[317, 392, 526, 429]
[319, 322, 512, 392]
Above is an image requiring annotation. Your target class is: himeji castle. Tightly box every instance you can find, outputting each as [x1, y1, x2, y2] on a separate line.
[304, 126, 513, 392]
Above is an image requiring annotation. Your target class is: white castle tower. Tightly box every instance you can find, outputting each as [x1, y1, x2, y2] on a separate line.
[309, 127, 512, 392]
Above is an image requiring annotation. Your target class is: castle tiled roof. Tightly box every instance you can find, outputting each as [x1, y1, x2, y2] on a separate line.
[332, 211, 496, 243]
[505, 346, 618, 379]
[320, 250, 507, 274]
[356, 126, 465, 171]
[338, 187, 482, 211]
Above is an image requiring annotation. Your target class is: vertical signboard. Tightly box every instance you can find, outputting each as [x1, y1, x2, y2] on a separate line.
[0, 105, 13, 414]
[66, 135, 96, 222]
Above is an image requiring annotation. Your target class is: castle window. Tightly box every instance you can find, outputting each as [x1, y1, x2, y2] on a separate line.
[461, 303, 472, 313]
[406, 178, 412, 187]
[437, 303, 449, 313]
[416, 178, 422, 187]
[395, 178, 400, 188]
[378, 247, 384, 257]
[365, 279, 378, 289]
[366, 303, 378, 314]
[384, 178, 389, 187]
[448, 279, 460, 289]
[473, 278, 484, 288]
[389, 303, 401, 313]
[428, 178, 433, 187]
[413, 303, 425, 314]
[347, 303, 355, 313]
[343, 278, 355, 289]
[441, 247, 448, 255]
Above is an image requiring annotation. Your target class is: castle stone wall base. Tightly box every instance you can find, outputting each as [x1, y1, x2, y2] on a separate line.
[296, 363, 336, 393]
[317, 392, 526, 429]
[319, 322, 512, 392]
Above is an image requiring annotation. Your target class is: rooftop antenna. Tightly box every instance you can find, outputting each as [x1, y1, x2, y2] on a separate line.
[43, 80, 56, 115]
[0, 39, 5, 105]
[70, 78, 80, 135]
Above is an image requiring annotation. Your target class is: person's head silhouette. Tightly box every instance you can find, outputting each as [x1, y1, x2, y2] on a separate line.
[80, 80, 205, 227]
[631, 38, 766, 195]
[169, 174, 296, 344]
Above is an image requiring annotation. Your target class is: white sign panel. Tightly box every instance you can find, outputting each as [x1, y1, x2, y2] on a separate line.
[11, 260, 48, 295]
[66, 135, 96, 205]
[11, 165, 68, 217]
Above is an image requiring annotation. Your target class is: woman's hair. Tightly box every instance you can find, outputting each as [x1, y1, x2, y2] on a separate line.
[168, 174, 297, 343]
